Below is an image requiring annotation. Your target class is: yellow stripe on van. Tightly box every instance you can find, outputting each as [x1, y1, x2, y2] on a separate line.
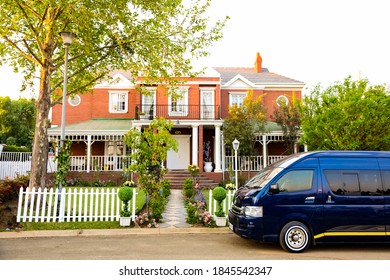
[314, 232, 388, 239]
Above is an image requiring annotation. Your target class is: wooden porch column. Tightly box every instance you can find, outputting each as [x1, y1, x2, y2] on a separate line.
[262, 135, 268, 168]
[214, 124, 222, 172]
[192, 125, 199, 166]
[198, 125, 204, 172]
[86, 135, 92, 173]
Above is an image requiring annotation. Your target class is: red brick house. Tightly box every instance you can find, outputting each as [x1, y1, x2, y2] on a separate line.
[48, 52, 304, 183]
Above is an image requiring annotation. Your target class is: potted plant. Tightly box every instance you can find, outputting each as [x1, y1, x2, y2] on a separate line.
[203, 141, 213, 172]
[118, 186, 134, 226]
[212, 186, 227, 227]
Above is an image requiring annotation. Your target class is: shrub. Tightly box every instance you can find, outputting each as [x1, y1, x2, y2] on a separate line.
[183, 178, 194, 199]
[149, 196, 166, 221]
[161, 179, 171, 198]
[212, 186, 227, 217]
[118, 186, 133, 217]
[0, 176, 29, 204]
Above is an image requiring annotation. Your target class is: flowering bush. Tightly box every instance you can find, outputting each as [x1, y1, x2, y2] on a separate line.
[135, 211, 159, 228]
[123, 180, 136, 188]
[199, 211, 214, 227]
[225, 183, 236, 190]
[186, 200, 215, 227]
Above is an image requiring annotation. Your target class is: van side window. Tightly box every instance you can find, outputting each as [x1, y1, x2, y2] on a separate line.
[380, 171, 390, 195]
[276, 170, 314, 192]
[324, 170, 383, 196]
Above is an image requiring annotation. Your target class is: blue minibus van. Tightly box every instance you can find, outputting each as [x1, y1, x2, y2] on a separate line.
[228, 151, 390, 253]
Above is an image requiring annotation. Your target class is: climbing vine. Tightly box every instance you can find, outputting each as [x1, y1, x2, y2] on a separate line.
[54, 139, 72, 189]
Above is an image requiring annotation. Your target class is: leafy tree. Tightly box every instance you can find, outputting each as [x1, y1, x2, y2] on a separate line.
[0, 96, 36, 148]
[273, 93, 302, 154]
[301, 76, 390, 150]
[124, 118, 178, 218]
[223, 90, 267, 155]
[0, 0, 227, 190]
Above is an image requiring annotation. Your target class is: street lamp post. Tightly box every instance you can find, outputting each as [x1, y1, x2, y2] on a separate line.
[58, 31, 76, 193]
[232, 138, 240, 189]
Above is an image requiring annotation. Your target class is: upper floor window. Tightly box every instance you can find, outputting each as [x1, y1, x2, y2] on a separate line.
[168, 87, 188, 116]
[229, 92, 246, 106]
[109, 91, 128, 113]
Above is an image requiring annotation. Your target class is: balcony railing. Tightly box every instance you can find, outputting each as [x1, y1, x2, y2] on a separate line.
[135, 104, 221, 120]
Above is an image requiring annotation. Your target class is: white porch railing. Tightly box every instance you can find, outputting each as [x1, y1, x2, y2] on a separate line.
[16, 187, 137, 223]
[1, 153, 288, 180]
[208, 189, 235, 217]
[224, 156, 263, 172]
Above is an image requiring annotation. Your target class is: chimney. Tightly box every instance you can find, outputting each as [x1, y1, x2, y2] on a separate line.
[254, 52, 263, 73]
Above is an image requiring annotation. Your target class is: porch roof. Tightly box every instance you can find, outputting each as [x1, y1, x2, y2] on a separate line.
[47, 118, 133, 141]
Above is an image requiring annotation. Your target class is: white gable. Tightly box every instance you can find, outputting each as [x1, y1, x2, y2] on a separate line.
[94, 73, 133, 89]
[223, 74, 256, 89]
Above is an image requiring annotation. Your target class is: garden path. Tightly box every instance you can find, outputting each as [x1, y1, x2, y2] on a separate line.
[160, 189, 191, 228]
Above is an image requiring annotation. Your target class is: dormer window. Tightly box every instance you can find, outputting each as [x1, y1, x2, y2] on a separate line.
[109, 91, 128, 113]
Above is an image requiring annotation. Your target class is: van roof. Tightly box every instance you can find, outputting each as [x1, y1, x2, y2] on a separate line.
[305, 150, 390, 158]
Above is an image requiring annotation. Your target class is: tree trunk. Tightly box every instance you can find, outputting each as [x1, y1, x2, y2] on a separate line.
[28, 66, 52, 191]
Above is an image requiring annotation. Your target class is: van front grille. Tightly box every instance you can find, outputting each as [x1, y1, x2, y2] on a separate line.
[232, 204, 244, 215]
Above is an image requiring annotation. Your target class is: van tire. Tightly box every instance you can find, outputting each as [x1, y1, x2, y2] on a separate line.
[279, 221, 311, 253]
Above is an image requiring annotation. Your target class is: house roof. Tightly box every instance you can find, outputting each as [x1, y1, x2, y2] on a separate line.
[213, 67, 304, 87]
[48, 118, 133, 136]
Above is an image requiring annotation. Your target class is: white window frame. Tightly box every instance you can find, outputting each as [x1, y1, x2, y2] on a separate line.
[168, 86, 189, 116]
[141, 88, 156, 119]
[109, 91, 128, 113]
[276, 95, 289, 107]
[68, 94, 81, 107]
[200, 88, 215, 120]
[229, 92, 247, 106]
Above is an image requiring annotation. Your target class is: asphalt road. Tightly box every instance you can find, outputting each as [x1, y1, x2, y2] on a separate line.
[1, 232, 390, 260]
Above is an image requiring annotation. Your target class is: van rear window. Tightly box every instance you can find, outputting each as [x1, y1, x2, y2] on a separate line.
[324, 170, 383, 196]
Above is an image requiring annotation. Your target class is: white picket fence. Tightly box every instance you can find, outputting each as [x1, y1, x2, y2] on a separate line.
[208, 189, 235, 217]
[16, 187, 137, 223]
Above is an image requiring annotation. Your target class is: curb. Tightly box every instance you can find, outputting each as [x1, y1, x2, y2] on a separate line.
[0, 227, 231, 239]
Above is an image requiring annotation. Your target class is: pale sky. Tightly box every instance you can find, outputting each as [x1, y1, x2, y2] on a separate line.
[1, 0, 389, 99]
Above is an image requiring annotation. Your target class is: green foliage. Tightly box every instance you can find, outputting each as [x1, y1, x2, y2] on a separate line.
[118, 186, 134, 203]
[0, 176, 29, 204]
[301, 77, 390, 150]
[161, 179, 171, 198]
[212, 186, 227, 217]
[118, 186, 134, 217]
[54, 139, 72, 189]
[0, 97, 36, 148]
[187, 164, 200, 179]
[185, 200, 215, 227]
[2, 145, 30, 152]
[212, 186, 227, 202]
[223, 90, 267, 155]
[273, 93, 302, 153]
[149, 196, 167, 221]
[183, 178, 194, 200]
[124, 118, 177, 217]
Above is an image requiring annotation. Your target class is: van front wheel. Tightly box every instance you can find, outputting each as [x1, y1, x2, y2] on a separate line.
[279, 221, 311, 253]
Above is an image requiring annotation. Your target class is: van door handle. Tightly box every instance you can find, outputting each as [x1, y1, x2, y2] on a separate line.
[305, 196, 315, 203]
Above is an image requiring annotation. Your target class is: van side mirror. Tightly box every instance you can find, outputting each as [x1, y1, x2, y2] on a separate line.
[269, 183, 280, 195]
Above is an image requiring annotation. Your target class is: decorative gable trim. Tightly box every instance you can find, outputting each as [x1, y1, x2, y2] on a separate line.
[94, 73, 134, 89]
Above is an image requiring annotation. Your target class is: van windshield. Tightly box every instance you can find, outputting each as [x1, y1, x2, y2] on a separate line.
[244, 167, 284, 189]
[243, 153, 304, 189]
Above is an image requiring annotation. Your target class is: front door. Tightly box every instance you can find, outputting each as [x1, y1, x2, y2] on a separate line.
[167, 135, 190, 169]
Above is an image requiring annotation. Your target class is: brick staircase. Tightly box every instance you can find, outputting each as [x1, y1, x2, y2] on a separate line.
[164, 170, 219, 189]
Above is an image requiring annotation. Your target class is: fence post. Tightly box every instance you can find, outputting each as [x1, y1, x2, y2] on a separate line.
[131, 188, 137, 222]
[16, 187, 24, 223]
[208, 189, 212, 214]
[59, 188, 66, 222]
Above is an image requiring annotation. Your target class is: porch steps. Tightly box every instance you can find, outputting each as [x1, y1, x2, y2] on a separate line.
[164, 170, 219, 189]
